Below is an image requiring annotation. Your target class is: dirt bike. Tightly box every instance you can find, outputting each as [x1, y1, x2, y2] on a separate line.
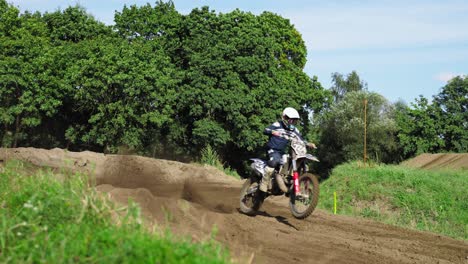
[239, 130, 320, 219]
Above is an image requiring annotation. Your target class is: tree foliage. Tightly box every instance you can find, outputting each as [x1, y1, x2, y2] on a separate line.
[0, 1, 329, 171]
[0, 3, 63, 147]
[395, 96, 444, 157]
[316, 90, 399, 174]
[42, 6, 111, 43]
[330, 71, 367, 102]
[396, 76, 468, 157]
[432, 76, 468, 152]
[64, 37, 179, 152]
[317, 72, 467, 173]
[173, 7, 328, 156]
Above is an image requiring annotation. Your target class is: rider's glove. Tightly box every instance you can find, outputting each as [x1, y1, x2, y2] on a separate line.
[271, 131, 281, 137]
[307, 142, 317, 149]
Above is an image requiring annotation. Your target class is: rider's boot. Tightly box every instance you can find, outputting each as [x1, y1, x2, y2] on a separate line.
[259, 166, 274, 193]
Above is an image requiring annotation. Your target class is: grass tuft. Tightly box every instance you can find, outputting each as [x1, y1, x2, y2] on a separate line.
[200, 145, 240, 179]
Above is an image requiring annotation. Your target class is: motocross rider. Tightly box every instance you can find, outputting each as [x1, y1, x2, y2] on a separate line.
[260, 107, 316, 193]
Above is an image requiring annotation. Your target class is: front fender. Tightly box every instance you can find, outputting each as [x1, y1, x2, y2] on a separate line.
[305, 154, 319, 162]
[295, 154, 320, 162]
[295, 155, 319, 174]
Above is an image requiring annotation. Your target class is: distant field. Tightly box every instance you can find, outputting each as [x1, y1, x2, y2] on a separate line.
[319, 161, 468, 240]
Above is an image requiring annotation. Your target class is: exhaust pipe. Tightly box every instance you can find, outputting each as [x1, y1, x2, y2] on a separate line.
[275, 174, 288, 193]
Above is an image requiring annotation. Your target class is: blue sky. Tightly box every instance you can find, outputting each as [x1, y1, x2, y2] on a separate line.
[9, 0, 468, 104]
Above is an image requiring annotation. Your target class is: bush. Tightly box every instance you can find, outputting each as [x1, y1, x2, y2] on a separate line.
[200, 145, 240, 179]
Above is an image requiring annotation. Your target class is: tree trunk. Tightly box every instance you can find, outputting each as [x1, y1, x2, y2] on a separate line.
[13, 115, 20, 148]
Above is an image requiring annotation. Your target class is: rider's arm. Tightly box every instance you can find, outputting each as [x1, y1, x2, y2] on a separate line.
[264, 122, 282, 136]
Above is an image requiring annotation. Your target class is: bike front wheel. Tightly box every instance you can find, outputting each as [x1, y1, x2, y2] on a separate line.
[289, 173, 320, 219]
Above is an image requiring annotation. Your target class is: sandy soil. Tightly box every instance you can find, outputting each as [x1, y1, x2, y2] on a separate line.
[401, 153, 468, 170]
[1, 148, 467, 264]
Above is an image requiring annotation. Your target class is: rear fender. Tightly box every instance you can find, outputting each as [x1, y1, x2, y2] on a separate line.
[249, 158, 267, 178]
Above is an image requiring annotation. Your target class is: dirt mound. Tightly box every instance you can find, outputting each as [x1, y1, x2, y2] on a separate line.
[1, 148, 467, 264]
[401, 153, 468, 170]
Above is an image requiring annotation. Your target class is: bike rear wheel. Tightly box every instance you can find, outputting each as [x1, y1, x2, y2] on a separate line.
[289, 173, 320, 219]
[239, 178, 265, 215]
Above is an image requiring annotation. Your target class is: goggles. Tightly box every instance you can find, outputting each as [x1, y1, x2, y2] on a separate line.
[285, 117, 299, 124]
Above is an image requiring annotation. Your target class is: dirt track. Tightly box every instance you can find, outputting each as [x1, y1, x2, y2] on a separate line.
[1, 148, 467, 264]
[401, 153, 468, 170]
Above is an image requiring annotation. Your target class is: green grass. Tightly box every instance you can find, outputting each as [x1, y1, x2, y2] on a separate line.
[200, 145, 240, 179]
[319, 161, 468, 240]
[0, 160, 230, 263]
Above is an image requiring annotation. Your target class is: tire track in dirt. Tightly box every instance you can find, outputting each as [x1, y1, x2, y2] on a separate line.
[401, 153, 468, 170]
[2, 148, 467, 264]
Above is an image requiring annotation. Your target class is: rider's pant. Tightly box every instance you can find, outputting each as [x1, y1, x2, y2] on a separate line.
[260, 149, 282, 192]
[266, 149, 283, 169]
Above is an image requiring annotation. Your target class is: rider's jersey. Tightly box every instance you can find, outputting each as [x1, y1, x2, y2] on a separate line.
[264, 120, 304, 152]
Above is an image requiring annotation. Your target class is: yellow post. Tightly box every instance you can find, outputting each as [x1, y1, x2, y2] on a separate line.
[333, 191, 337, 214]
[363, 98, 367, 167]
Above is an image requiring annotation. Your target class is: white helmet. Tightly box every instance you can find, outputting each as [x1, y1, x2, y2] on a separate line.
[282, 107, 300, 119]
[282, 107, 300, 130]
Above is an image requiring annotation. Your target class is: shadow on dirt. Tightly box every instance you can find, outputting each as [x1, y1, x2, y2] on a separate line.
[237, 209, 298, 230]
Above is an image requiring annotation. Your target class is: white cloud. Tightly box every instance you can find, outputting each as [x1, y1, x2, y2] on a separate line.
[434, 72, 464, 82]
[283, 1, 468, 52]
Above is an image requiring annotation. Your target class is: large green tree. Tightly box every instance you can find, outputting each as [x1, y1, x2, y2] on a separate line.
[63, 36, 179, 152]
[396, 76, 467, 156]
[395, 96, 444, 157]
[0, 4, 65, 147]
[112, 1, 186, 157]
[316, 90, 399, 174]
[330, 71, 367, 103]
[1, 1, 331, 172]
[172, 7, 328, 167]
[42, 6, 111, 44]
[433, 76, 468, 152]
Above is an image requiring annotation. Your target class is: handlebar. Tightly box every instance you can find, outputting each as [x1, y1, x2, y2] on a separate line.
[274, 130, 317, 149]
[274, 130, 300, 141]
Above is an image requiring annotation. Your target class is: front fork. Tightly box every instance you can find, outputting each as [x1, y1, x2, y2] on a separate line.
[291, 160, 301, 195]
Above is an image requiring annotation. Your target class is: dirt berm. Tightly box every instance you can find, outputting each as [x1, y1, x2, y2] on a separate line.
[401, 153, 468, 170]
[1, 148, 467, 264]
